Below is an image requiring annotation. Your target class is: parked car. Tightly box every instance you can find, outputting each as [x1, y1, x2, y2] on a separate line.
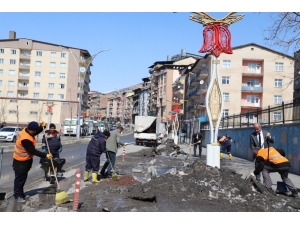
[109, 125, 117, 131]
[0, 126, 22, 142]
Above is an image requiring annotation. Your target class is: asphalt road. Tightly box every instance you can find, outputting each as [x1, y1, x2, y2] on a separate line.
[0, 133, 135, 200]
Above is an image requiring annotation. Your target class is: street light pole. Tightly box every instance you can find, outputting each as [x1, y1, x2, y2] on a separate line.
[61, 47, 110, 139]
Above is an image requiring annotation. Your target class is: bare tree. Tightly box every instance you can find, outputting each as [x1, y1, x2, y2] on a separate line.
[263, 12, 300, 54]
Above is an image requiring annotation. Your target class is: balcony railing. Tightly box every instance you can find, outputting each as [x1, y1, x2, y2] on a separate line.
[18, 75, 29, 80]
[241, 86, 263, 92]
[17, 86, 29, 91]
[19, 64, 30, 69]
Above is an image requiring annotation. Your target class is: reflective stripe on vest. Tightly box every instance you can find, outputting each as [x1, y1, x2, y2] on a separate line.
[13, 128, 36, 161]
[257, 147, 288, 164]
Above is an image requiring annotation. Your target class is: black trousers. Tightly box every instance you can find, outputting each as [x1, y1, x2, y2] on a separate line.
[194, 144, 202, 157]
[85, 155, 100, 173]
[14, 171, 28, 199]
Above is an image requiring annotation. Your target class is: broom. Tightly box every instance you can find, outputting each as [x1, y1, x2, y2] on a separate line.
[44, 128, 71, 205]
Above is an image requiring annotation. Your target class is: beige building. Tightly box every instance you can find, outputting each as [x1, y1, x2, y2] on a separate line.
[87, 91, 108, 121]
[0, 31, 92, 129]
[186, 43, 294, 126]
[148, 50, 201, 123]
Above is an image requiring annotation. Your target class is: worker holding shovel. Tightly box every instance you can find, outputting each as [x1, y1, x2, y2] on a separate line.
[12, 121, 53, 203]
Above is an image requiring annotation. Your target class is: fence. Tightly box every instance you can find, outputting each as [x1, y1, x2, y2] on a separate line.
[201, 100, 300, 130]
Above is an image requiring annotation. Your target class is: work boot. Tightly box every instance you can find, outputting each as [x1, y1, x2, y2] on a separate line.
[92, 172, 102, 183]
[16, 197, 26, 203]
[83, 171, 89, 182]
[220, 153, 223, 159]
[229, 153, 232, 160]
[291, 190, 299, 198]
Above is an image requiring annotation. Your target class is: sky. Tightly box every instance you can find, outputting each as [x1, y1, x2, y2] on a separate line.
[0, 3, 296, 95]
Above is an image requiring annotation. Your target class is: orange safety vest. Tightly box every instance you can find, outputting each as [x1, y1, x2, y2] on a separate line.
[13, 128, 36, 161]
[256, 147, 288, 165]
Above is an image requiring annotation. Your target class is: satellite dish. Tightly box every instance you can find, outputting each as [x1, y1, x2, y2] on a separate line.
[200, 80, 204, 85]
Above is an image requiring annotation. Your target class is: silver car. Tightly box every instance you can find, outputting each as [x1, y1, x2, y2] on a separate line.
[0, 126, 22, 142]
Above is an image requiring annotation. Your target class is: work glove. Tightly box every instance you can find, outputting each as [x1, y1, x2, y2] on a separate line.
[40, 121, 47, 129]
[59, 147, 62, 153]
[46, 153, 53, 159]
[197, 141, 201, 143]
[249, 172, 256, 179]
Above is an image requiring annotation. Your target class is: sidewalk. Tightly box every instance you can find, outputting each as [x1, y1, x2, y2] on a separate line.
[176, 143, 300, 192]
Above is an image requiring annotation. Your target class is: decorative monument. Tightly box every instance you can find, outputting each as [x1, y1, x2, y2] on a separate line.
[190, 12, 244, 168]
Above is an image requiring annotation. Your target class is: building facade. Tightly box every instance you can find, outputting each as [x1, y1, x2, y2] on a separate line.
[0, 31, 92, 129]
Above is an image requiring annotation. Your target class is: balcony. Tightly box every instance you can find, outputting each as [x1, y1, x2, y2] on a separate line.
[241, 86, 263, 92]
[242, 66, 263, 77]
[18, 75, 29, 80]
[19, 54, 31, 60]
[17, 86, 29, 91]
[19, 64, 30, 70]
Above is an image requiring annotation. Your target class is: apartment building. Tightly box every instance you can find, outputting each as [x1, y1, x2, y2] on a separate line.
[87, 91, 108, 121]
[294, 50, 300, 104]
[0, 31, 92, 129]
[148, 50, 201, 123]
[138, 77, 151, 117]
[185, 43, 294, 127]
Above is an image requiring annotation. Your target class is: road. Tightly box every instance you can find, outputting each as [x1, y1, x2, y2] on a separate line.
[0, 133, 135, 200]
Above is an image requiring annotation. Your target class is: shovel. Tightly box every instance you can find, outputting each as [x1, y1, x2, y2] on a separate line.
[0, 148, 7, 207]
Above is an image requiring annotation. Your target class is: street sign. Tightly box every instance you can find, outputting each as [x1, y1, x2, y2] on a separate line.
[80, 67, 86, 73]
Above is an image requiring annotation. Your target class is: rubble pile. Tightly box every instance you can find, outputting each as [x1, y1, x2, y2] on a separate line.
[155, 139, 189, 159]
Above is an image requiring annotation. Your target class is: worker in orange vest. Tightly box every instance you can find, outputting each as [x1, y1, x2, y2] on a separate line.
[13, 121, 53, 203]
[250, 146, 299, 198]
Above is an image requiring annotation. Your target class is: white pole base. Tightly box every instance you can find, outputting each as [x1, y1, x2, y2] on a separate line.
[206, 144, 220, 169]
[174, 135, 178, 145]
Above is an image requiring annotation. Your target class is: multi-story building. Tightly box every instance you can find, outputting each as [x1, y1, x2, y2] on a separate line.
[138, 77, 151, 117]
[0, 31, 92, 129]
[87, 91, 108, 121]
[148, 49, 201, 123]
[294, 50, 300, 105]
[185, 43, 294, 128]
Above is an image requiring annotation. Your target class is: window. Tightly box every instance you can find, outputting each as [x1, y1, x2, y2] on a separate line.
[274, 95, 282, 104]
[222, 109, 229, 118]
[34, 82, 40, 88]
[21, 82, 27, 87]
[50, 52, 56, 57]
[59, 84, 65, 89]
[8, 81, 14, 86]
[0, 91, 2, 96]
[30, 111, 38, 115]
[31, 100, 38, 104]
[61, 53, 67, 58]
[49, 72, 55, 78]
[7, 91, 14, 97]
[33, 93, 40, 98]
[35, 71, 41, 77]
[9, 110, 17, 114]
[21, 71, 28, 76]
[247, 79, 259, 87]
[222, 76, 230, 84]
[59, 73, 66, 78]
[10, 59, 16, 64]
[36, 51, 42, 56]
[9, 70, 15, 75]
[275, 62, 283, 71]
[60, 62, 66, 68]
[20, 92, 26, 98]
[47, 101, 54, 105]
[0, 49, 4, 53]
[50, 62, 56, 67]
[62, 102, 70, 106]
[222, 60, 231, 68]
[0, 69, 3, 74]
[48, 93, 54, 99]
[10, 99, 18, 103]
[248, 63, 260, 72]
[48, 83, 54, 88]
[11, 49, 16, 54]
[275, 79, 283, 87]
[223, 93, 229, 101]
[58, 94, 64, 99]
[36, 61, 42, 66]
[23, 51, 30, 56]
[247, 95, 259, 103]
[246, 112, 256, 119]
[273, 112, 282, 121]
[0, 59, 3, 64]
[0, 80, 2, 86]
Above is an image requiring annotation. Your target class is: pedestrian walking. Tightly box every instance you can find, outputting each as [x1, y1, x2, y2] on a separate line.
[13, 121, 52, 203]
[250, 123, 274, 182]
[42, 123, 62, 159]
[84, 130, 110, 183]
[218, 135, 233, 160]
[192, 131, 202, 158]
[250, 146, 299, 198]
[100, 126, 127, 178]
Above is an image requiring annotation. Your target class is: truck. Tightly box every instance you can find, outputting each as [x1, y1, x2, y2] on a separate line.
[62, 116, 88, 136]
[84, 120, 98, 135]
[134, 116, 165, 147]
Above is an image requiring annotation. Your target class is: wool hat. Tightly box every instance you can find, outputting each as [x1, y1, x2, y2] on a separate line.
[49, 123, 56, 129]
[27, 121, 40, 131]
[103, 130, 110, 138]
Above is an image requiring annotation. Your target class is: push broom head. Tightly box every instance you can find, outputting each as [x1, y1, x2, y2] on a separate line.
[55, 190, 71, 205]
[112, 172, 119, 181]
